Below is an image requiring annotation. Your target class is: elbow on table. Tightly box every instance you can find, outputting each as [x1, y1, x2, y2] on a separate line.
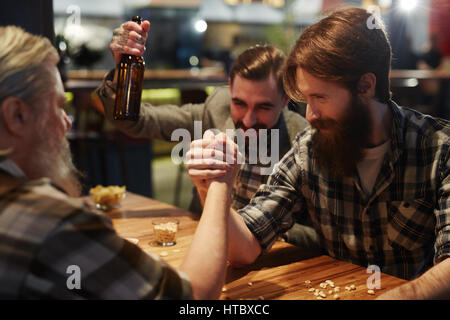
[228, 244, 261, 267]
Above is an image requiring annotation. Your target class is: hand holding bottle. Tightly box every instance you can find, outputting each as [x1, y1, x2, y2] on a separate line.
[113, 16, 148, 121]
[110, 19, 150, 64]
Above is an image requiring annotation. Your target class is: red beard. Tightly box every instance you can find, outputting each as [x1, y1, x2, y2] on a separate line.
[310, 94, 372, 177]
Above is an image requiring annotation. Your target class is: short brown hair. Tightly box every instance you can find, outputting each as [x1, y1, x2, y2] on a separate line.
[284, 7, 392, 103]
[229, 45, 286, 95]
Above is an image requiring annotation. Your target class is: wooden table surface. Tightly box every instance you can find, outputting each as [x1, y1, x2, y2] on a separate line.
[86, 192, 407, 300]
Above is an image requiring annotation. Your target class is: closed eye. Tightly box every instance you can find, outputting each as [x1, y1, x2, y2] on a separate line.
[257, 104, 274, 110]
[232, 98, 246, 107]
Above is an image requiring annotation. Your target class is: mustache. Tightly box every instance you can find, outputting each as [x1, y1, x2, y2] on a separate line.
[235, 121, 268, 131]
[309, 118, 338, 131]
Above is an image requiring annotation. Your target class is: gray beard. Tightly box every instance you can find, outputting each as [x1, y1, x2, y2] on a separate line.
[33, 136, 83, 197]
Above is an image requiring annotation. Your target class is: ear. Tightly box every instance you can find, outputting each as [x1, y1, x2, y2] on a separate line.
[228, 77, 232, 92]
[357, 73, 376, 99]
[1, 97, 34, 137]
[281, 94, 289, 109]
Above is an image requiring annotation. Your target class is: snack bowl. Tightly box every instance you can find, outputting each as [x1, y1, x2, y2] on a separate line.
[152, 218, 179, 246]
[90, 185, 126, 211]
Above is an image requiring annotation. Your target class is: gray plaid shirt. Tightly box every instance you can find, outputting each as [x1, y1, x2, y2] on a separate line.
[0, 164, 192, 299]
[239, 101, 450, 280]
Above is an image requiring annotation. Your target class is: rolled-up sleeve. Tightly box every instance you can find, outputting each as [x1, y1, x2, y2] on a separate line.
[238, 139, 305, 251]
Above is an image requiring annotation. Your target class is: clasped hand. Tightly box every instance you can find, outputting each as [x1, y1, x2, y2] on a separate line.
[186, 130, 243, 194]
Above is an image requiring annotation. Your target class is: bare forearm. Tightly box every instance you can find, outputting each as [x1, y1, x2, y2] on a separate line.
[227, 208, 262, 267]
[378, 257, 450, 299]
[194, 185, 260, 267]
[180, 181, 232, 299]
[197, 187, 207, 208]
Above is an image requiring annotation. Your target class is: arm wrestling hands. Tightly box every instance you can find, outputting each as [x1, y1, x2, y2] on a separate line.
[186, 130, 263, 267]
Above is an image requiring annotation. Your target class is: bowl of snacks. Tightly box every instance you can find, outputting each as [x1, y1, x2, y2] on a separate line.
[90, 185, 126, 211]
[152, 218, 179, 246]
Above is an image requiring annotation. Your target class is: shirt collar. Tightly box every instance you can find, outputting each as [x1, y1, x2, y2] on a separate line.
[0, 157, 27, 179]
[386, 100, 406, 165]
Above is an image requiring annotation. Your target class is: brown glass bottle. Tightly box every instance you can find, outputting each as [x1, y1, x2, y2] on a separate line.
[113, 16, 145, 121]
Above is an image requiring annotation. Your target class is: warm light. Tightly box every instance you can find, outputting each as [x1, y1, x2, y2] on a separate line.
[58, 41, 67, 51]
[225, 0, 240, 5]
[268, 0, 285, 8]
[399, 0, 418, 12]
[378, 0, 392, 9]
[194, 19, 207, 33]
[225, 0, 285, 7]
[189, 56, 199, 66]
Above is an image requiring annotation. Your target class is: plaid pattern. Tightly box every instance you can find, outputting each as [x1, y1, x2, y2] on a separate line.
[239, 101, 450, 280]
[0, 170, 192, 299]
[232, 162, 272, 210]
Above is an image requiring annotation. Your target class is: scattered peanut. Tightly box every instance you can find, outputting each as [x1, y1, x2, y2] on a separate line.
[367, 289, 375, 295]
[159, 251, 168, 257]
[308, 288, 315, 292]
[333, 294, 340, 300]
[126, 238, 139, 244]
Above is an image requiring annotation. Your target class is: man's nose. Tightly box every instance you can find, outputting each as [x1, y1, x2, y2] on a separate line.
[306, 103, 320, 123]
[242, 109, 257, 129]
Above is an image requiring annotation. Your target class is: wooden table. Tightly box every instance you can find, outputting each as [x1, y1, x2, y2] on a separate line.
[86, 192, 407, 300]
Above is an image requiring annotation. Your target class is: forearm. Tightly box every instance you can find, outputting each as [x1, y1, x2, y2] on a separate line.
[378, 257, 450, 299]
[180, 181, 232, 300]
[197, 186, 208, 208]
[195, 188, 261, 267]
[227, 208, 262, 267]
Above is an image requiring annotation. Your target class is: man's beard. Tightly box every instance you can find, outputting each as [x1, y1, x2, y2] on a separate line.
[310, 94, 372, 177]
[33, 131, 83, 197]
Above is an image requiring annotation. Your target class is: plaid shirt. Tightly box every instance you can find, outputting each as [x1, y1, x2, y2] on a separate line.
[239, 101, 450, 280]
[0, 165, 192, 299]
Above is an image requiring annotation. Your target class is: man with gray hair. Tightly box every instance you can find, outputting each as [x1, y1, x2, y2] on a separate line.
[0, 26, 237, 299]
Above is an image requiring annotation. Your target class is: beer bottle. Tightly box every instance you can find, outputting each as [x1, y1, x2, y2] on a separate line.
[113, 16, 145, 121]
